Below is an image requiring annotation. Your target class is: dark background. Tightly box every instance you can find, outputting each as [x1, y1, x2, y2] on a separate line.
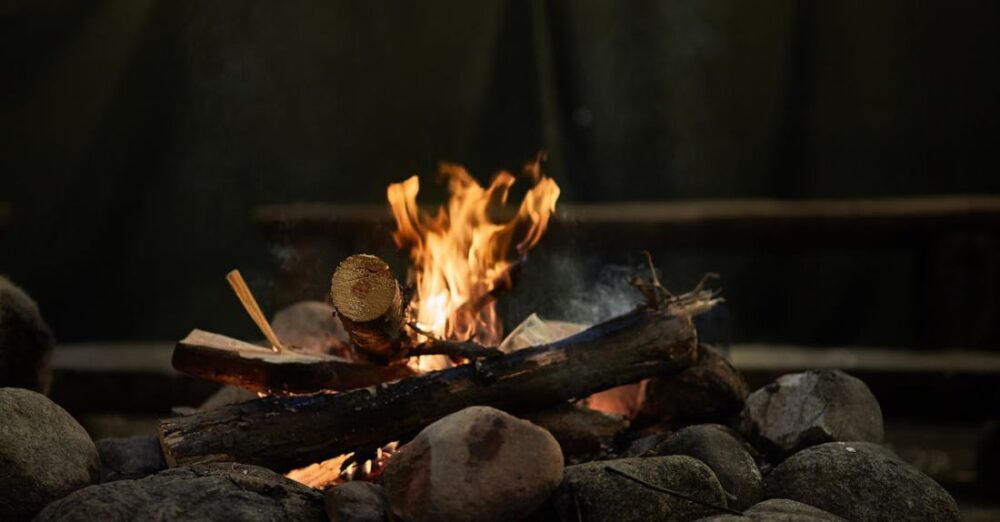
[1, 0, 998, 346]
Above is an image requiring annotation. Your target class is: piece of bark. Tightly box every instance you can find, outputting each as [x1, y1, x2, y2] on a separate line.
[172, 329, 413, 395]
[159, 307, 700, 471]
[329, 254, 408, 362]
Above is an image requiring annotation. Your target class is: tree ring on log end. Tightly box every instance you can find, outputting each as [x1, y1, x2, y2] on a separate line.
[330, 254, 402, 322]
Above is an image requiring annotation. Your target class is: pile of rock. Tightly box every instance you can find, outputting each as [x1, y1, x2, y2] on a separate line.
[320, 363, 960, 522]
[0, 287, 963, 521]
[0, 363, 964, 522]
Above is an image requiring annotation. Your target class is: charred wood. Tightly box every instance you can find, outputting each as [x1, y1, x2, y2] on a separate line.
[172, 329, 413, 395]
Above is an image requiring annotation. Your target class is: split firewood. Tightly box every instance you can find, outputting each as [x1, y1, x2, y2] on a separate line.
[172, 329, 414, 394]
[159, 301, 714, 471]
[329, 254, 409, 362]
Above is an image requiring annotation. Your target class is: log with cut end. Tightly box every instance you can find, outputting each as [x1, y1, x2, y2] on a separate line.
[159, 307, 700, 471]
[172, 329, 414, 394]
[329, 254, 408, 362]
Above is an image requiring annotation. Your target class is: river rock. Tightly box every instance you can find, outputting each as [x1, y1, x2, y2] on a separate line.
[96, 435, 167, 482]
[652, 424, 762, 511]
[34, 463, 326, 521]
[0, 387, 99, 520]
[741, 370, 883, 459]
[554, 456, 728, 521]
[199, 385, 260, 410]
[272, 300, 350, 357]
[764, 442, 961, 521]
[640, 345, 748, 422]
[381, 406, 563, 522]
[0, 277, 54, 393]
[696, 498, 845, 521]
[624, 432, 671, 457]
[325, 481, 389, 522]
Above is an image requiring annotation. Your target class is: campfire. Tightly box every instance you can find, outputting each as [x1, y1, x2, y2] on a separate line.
[7, 163, 962, 522]
[163, 164, 716, 474]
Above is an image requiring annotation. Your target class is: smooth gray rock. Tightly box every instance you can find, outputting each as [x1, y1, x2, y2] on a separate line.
[198, 384, 260, 411]
[653, 424, 762, 511]
[272, 300, 350, 356]
[696, 498, 845, 521]
[623, 432, 671, 457]
[95, 435, 167, 482]
[325, 481, 389, 522]
[0, 387, 99, 521]
[0, 277, 54, 393]
[764, 442, 961, 522]
[640, 345, 748, 422]
[741, 370, 883, 459]
[34, 463, 326, 522]
[554, 456, 729, 522]
[381, 406, 563, 522]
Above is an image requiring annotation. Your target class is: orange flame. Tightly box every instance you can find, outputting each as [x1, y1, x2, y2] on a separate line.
[387, 162, 560, 364]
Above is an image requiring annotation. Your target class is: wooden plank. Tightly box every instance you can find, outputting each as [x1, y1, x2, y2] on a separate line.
[729, 344, 1000, 420]
[729, 344, 1000, 374]
[253, 195, 1000, 249]
[251, 196, 1000, 349]
[254, 196, 1000, 226]
[49, 342, 218, 416]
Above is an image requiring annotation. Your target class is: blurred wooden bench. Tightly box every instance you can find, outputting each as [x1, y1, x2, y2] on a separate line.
[253, 196, 1000, 349]
[50, 341, 1000, 420]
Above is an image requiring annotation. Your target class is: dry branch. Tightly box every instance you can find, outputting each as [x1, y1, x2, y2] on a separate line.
[159, 306, 702, 470]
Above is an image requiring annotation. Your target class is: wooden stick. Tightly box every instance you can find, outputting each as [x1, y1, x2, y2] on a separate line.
[226, 269, 285, 352]
[159, 306, 702, 470]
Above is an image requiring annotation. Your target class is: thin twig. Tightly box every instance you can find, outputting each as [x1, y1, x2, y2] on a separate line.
[631, 252, 723, 315]
[407, 322, 501, 359]
[226, 269, 284, 353]
[603, 465, 743, 516]
[641, 250, 669, 295]
[691, 272, 721, 294]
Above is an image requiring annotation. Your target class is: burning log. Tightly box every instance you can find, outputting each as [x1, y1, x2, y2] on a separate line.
[159, 306, 703, 471]
[329, 254, 409, 362]
[329, 253, 504, 363]
[172, 329, 414, 394]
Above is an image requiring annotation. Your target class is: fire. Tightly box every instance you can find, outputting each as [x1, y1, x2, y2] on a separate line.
[387, 162, 560, 366]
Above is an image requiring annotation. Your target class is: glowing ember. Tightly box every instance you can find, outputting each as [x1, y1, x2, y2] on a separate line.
[388, 162, 560, 370]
